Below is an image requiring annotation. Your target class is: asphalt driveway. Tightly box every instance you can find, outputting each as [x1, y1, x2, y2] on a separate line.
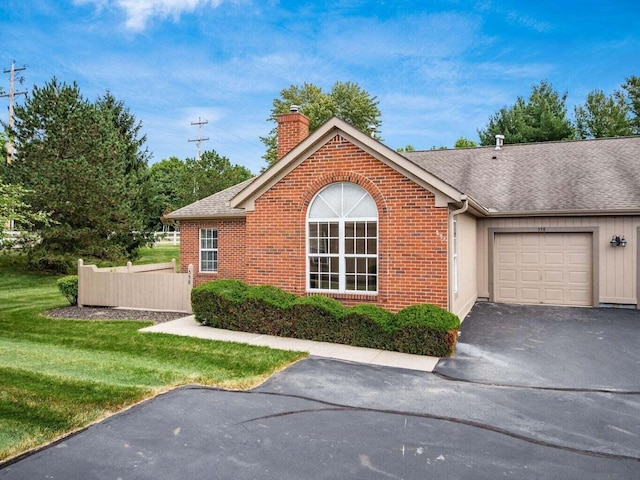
[435, 302, 640, 391]
[2, 303, 640, 478]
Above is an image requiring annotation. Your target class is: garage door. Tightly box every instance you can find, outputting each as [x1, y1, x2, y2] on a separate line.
[494, 233, 592, 306]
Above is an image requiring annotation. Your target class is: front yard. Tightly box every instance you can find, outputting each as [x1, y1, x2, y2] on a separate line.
[0, 248, 305, 463]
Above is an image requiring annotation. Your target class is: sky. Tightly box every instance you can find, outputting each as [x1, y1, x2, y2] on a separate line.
[1, 0, 639, 174]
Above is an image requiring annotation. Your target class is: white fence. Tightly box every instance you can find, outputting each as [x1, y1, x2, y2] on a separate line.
[153, 231, 180, 245]
[77, 259, 193, 313]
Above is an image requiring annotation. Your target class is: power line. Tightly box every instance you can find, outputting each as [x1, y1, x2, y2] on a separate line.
[188, 117, 209, 161]
[1, 61, 27, 164]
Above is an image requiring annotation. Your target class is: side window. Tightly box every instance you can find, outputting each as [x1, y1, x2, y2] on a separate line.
[200, 228, 218, 273]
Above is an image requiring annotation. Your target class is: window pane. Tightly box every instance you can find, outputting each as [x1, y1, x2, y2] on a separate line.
[357, 257, 366, 273]
[309, 223, 318, 237]
[309, 196, 339, 218]
[368, 275, 377, 291]
[345, 222, 354, 238]
[347, 194, 377, 218]
[330, 223, 339, 238]
[345, 238, 354, 255]
[367, 239, 377, 254]
[310, 274, 319, 289]
[356, 238, 365, 254]
[329, 238, 339, 254]
[367, 258, 377, 274]
[346, 275, 356, 290]
[355, 222, 366, 237]
[330, 256, 339, 272]
[309, 257, 320, 273]
[330, 274, 339, 289]
[345, 257, 355, 273]
[367, 223, 377, 237]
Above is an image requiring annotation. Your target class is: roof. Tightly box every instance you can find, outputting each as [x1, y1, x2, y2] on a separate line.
[404, 136, 640, 214]
[163, 178, 255, 220]
[230, 116, 464, 211]
[165, 129, 640, 221]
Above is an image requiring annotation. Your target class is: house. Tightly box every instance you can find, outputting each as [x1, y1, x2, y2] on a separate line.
[165, 108, 640, 319]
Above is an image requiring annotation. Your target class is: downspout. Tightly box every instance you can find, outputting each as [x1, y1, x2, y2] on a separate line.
[448, 195, 469, 313]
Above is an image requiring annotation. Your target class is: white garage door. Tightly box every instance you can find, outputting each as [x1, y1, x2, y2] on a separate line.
[494, 233, 592, 306]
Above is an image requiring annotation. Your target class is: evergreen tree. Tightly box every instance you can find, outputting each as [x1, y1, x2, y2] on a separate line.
[478, 81, 574, 145]
[8, 78, 150, 271]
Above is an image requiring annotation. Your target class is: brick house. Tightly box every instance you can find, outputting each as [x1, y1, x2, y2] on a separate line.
[165, 109, 640, 318]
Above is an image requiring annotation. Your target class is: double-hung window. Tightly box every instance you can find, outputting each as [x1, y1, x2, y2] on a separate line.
[307, 183, 378, 293]
[200, 228, 218, 273]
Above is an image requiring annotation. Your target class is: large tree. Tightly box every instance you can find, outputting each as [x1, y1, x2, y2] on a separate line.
[145, 151, 253, 230]
[478, 80, 574, 145]
[574, 89, 632, 139]
[261, 81, 381, 166]
[622, 76, 640, 134]
[8, 78, 151, 271]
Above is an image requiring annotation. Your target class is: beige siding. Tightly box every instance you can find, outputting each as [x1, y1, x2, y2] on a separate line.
[477, 216, 640, 306]
[451, 212, 478, 319]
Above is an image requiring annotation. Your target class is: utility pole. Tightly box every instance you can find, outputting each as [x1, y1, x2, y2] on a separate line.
[188, 117, 209, 161]
[1, 61, 27, 164]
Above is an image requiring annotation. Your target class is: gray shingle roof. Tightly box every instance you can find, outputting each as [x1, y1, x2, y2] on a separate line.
[163, 178, 254, 220]
[404, 136, 640, 213]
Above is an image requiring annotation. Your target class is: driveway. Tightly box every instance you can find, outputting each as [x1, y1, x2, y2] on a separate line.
[2, 304, 640, 478]
[436, 302, 640, 391]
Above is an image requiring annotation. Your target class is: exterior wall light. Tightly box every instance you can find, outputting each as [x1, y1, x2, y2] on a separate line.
[610, 235, 627, 247]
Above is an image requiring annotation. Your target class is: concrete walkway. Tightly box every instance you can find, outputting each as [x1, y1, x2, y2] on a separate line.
[140, 316, 440, 372]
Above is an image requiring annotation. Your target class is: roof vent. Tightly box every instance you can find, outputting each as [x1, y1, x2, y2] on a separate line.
[495, 134, 505, 150]
[290, 104, 300, 113]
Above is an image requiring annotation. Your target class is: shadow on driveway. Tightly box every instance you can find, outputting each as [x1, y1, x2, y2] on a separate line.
[435, 303, 640, 391]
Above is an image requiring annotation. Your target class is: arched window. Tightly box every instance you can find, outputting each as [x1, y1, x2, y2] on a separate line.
[307, 182, 378, 293]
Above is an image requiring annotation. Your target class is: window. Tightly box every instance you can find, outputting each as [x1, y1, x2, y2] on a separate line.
[307, 183, 378, 293]
[200, 229, 218, 272]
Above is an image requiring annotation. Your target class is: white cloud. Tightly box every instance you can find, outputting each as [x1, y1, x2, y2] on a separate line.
[74, 0, 227, 31]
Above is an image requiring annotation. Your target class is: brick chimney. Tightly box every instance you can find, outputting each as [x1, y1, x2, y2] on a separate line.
[276, 105, 309, 160]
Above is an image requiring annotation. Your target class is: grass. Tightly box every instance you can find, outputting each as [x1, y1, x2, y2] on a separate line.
[0, 247, 306, 463]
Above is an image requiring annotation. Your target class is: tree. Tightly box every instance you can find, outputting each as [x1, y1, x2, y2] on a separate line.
[454, 137, 478, 148]
[0, 182, 51, 248]
[8, 78, 151, 271]
[178, 150, 252, 206]
[574, 89, 632, 139]
[396, 145, 415, 153]
[146, 157, 187, 230]
[261, 81, 381, 166]
[622, 76, 640, 134]
[478, 80, 574, 145]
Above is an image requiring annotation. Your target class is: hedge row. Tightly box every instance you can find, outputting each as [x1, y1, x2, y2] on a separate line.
[191, 280, 460, 357]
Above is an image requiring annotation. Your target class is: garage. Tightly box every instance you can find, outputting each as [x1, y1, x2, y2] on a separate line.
[494, 232, 593, 306]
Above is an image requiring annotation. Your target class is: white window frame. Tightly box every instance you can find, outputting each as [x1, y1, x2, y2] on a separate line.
[306, 183, 378, 294]
[199, 228, 218, 273]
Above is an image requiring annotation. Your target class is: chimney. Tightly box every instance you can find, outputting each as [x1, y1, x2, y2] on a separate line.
[495, 134, 505, 150]
[276, 105, 310, 160]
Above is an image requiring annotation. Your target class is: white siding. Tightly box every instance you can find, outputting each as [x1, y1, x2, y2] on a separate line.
[452, 212, 478, 319]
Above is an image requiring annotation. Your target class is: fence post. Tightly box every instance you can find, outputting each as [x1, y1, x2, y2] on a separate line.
[77, 259, 84, 308]
[172, 258, 177, 272]
[187, 264, 194, 313]
[127, 261, 132, 273]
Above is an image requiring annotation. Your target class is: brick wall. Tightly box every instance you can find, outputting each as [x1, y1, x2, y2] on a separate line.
[179, 219, 246, 287]
[243, 133, 449, 312]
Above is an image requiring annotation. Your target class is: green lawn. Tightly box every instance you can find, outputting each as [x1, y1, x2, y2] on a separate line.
[0, 249, 306, 462]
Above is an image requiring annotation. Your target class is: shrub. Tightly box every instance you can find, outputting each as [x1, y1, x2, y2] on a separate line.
[289, 295, 344, 341]
[28, 253, 75, 274]
[190, 280, 460, 356]
[57, 275, 78, 305]
[392, 304, 460, 356]
[338, 304, 394, 349]
[191, 279, 249, 327]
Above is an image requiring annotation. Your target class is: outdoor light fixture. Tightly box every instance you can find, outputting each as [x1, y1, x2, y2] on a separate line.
[610, 235, 627, 248]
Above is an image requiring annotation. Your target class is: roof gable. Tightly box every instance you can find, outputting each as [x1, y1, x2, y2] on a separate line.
[230, 117, 465, 211]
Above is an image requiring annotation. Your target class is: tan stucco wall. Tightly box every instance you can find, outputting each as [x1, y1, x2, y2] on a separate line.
[477, 216, 640, 306]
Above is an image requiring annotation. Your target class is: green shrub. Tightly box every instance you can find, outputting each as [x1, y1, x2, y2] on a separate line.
[190, 280, 460, 356]
[28, 253, 75, 274]
[338, 304, 394, 348]
[289, 295, 344, 341]
[57, 275, 78, 305]
[191, 279, 249, 327]
[392, 304, 460, 356]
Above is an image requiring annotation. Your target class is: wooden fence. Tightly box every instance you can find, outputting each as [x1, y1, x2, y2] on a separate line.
[77, 259, 194, 313]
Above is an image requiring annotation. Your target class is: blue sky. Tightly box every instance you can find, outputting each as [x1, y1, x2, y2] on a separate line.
[1, 0, 639, 173]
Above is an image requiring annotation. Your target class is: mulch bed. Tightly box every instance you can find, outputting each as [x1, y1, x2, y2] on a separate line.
[45, 306, 189, 324]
